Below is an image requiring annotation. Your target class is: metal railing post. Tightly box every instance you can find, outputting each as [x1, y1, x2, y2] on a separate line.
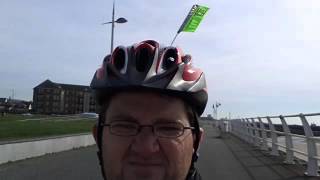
[244, 118, 251, 143]
[226, 120, 230, 132]
[240, 119, 244, 139]
[240, 119, 246, 141]
[280, 115, 295, 164]
[258, 117, 268, 151]
[227, 120, 231, 133]
[242, 119, 248, 141]
[222, 120, 227, 132]
[251, 118, 260, 147]
[235, 120, 240, 138]
[246, 118, 255, 145]
[266, 116, 279, 156]
[299, 114, 319, 176]
[234, 120, 239, 137]
[236, 120, 241, 139]
[247, 119, 256, 145]
[228, 120, 233, 135]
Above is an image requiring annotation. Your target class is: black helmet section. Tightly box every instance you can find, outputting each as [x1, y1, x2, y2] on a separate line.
[111, 46, 128, 74]
[160, 47, 181, 71]
[135, 43, 154, 72]
[132, 42, 156, 83]
[90, 40, 208, 116]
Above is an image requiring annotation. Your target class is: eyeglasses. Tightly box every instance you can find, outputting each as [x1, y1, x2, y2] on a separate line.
[101, 121, 195, 138]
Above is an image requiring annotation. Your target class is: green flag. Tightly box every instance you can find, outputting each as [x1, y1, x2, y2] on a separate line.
[178, 4, 210, 33]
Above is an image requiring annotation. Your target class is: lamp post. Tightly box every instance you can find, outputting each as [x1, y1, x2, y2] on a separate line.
[213, 102, 221, 120]
[102, 0, 127, 54]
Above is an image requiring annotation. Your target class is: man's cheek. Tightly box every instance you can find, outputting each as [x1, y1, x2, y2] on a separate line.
[102, 137, 130, 177]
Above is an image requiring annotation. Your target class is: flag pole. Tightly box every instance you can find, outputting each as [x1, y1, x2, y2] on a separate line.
[170, 32, 180, 46]
[170, 5, 195, 46]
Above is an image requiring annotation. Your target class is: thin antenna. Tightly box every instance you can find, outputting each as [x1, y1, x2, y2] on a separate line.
[170, 33, 179, 46]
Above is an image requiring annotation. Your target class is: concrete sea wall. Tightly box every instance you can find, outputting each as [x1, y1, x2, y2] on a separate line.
[0, 134, 95, 165]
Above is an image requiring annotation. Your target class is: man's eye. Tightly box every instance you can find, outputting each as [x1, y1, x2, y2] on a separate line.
[157, 126, 181, 132]
[115, 124, 136, 129]
[112, 123, 137, 131]
[156, 124, 183, 136]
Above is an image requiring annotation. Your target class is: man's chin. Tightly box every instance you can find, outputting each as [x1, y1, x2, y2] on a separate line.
[123, 164, 166, 180]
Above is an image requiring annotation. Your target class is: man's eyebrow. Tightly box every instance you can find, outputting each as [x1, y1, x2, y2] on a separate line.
[107, 114, 138, 122]
[154, 118, 185, 124]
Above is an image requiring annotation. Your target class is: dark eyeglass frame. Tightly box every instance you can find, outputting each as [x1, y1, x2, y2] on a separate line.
[100, 121, 195, 138]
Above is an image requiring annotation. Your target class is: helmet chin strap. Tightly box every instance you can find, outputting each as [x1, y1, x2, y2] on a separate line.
[186, 110, 201, 180]
[97, 149, 107, 180]
[96, 113, 107, 180]
[191, 107, 201, 162]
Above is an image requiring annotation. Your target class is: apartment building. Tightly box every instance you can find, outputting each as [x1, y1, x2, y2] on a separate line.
[33, 79, 98, 114]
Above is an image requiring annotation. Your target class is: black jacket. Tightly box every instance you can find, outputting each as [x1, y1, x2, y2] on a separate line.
[186, 167, 202, 180]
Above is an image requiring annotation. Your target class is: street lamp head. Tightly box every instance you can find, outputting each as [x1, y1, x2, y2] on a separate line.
[102, 17, 128, 25]
[115, 17, 127, 23]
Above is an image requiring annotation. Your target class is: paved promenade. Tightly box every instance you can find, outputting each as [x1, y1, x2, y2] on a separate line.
[0, 124, 318, 180]
[198, 125, 318, 180]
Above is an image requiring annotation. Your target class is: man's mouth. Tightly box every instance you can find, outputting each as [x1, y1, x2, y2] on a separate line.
[128, 161, 163, 167]
[123, 160, 166, 179]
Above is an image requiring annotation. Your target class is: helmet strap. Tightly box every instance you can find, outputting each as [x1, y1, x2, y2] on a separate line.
[97, 114, 107, 180]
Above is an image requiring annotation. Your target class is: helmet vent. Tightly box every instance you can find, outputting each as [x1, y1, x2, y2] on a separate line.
[113, 49, 126, 71]
[162, 48, 177, 70]
[136, 47, 151, 72]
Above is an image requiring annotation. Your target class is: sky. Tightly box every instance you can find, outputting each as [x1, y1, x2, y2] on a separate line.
[1, 0, 320, 121]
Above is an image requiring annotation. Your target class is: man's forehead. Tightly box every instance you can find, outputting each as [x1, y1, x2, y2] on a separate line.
[106, 90, 189, 122]
[110, 90, 182, 103]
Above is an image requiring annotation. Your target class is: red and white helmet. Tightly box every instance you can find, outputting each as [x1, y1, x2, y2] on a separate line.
[90, 40, 208, 115]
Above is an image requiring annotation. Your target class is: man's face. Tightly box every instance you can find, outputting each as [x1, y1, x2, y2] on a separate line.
[100, 91, 197, 180]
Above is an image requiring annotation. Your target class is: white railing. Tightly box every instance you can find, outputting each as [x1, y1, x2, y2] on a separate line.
[215, 113, 320, 177]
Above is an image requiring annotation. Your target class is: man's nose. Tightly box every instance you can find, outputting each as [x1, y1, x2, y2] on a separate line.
[131, 127, 160, 156]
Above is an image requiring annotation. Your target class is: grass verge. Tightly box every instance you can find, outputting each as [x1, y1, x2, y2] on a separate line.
[0, 114, 96, 142]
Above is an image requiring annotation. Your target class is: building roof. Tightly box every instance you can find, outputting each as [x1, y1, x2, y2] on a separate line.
[0, 98, 31, 106]
[34, 79, 91, 91]
[0, 98, 7, 103]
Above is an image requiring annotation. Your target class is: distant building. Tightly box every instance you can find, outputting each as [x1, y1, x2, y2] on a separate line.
[33, 79, 98, 114]
[0, 98, 7, 114]
[0, 98, 8, 105]
[0, 98, 32, 114]
[201, 115, 214, 121]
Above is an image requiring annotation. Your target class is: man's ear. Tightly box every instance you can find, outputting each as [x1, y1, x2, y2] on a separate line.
[192, 127, 205, 144]
[199, 127, 205, 143]
[92, 123, 98, 143]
